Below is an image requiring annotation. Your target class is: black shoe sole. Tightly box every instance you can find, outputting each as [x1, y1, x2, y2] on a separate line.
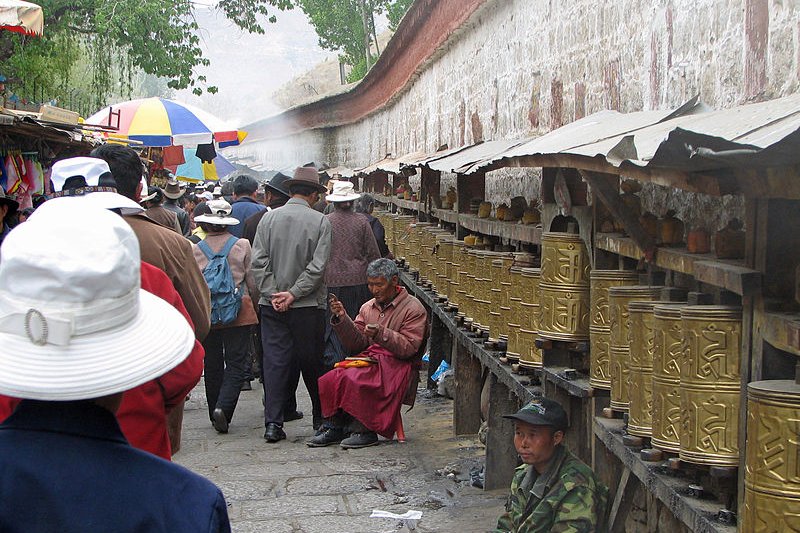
[283, 411, 304, 422]
[306, 438, 343, 448]
[212, 409, 229, 434]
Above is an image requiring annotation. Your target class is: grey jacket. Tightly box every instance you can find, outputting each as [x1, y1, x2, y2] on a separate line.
[251, 197, 332, 309]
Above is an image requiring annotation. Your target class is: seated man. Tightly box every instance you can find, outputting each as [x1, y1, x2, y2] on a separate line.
[495, 398, 608, 533]
[309, 258, 427, 449]
[0, 199, 230, 532]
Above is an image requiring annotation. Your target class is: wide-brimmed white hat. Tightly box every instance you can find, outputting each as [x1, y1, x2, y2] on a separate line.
[326, 180, 361, 203]
[51, 157, 113, 192]
[0, 198, 194, 401]
[194, 198, 239, 226]
[45, 192, 144, 217]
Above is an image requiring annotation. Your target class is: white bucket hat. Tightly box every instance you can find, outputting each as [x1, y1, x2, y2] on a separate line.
[193, 198, 239, 226]
[0, 198, 194, 401]
[49, 156, 144, 215]
[326, 180, 361, 203]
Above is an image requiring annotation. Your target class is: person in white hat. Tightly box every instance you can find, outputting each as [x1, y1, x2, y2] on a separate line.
[321, 180, 380, 367]
[0, 200, 231, 532]
[192, 199, 258, 434]
[3, 157, 207, 461]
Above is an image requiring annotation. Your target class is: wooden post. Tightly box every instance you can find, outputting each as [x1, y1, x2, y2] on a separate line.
[427, 313, 449, 389]
[484, 374, 520, 490]
[579, 170, 657, 261]
[453, 341, 483, 435]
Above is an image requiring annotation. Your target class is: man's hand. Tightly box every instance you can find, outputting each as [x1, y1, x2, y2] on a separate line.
[271, 291, 295, 313]
[364, 323, 381, 340]
[329, 293, 345, 318]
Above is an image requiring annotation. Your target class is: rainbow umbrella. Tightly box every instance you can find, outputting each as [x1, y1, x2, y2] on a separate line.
[171, 148, 235, 183]
[85, 97, 247, 148]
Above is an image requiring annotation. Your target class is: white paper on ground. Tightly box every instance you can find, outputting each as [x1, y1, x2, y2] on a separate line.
[370, 509, 423, 520]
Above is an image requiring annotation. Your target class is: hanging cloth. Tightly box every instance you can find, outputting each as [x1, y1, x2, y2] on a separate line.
[5, 154, 20, 194]
[162, 145, 185, 167]
[195, 143, 217, 164]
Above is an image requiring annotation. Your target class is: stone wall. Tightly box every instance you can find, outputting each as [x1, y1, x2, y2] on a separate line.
[234, 0, 798, 224]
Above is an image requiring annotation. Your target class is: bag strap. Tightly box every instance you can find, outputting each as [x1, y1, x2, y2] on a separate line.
[197, 239, 214, 260]
[219, 235, 239, 258]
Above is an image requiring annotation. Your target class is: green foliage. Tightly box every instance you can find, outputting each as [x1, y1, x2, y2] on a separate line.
[0, 0, 287, 113]
[295, 0, 412, 81]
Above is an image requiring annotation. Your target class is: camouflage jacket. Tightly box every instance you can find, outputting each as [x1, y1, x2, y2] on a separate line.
[495, 446, 609, 533]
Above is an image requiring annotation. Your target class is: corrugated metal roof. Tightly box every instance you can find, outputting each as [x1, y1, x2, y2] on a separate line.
[426, 139, 525, 172]
[323, 165, 355, 178]
[455, 94, 800, 176]
[357, 150, 432, 174]
[459, 96, 705, 174]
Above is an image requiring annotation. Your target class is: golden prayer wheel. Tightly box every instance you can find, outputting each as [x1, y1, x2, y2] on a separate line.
[607, 286, 662, 412]
[651, 304, 685, 453]
[540, 232, 591, 287]
[518, 268, 542, 369]
[627, 300, 661, 437]
[538, 233, 591, 342]
[589, 270, 639, 389]
[743, 380, 800, 531]
[679, 306, 741, 467]
[448, 240, 465, 308]
[505, 266, 526, 363]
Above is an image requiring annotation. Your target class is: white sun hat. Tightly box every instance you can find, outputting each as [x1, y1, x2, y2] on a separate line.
[50, 157, 113, 192]
[193, 198, 239, 226]
[326, 180, 361, 203]
[0, 198, 194, 401]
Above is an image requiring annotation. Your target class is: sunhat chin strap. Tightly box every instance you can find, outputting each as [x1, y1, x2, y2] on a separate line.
[0, 288, 139, 347]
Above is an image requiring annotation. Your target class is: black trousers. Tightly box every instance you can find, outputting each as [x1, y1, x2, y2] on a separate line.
[203, 325, 251, 422]
[260, 305, 325, 428]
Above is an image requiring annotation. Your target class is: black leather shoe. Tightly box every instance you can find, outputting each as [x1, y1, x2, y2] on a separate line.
[306, 426, 346, 447]
[264, 423, 286, 443]
[211, 408, 228, 434]
[340, 431, 379, 449]
[240, 380, 252, 391]
[283, 410, 304, 422]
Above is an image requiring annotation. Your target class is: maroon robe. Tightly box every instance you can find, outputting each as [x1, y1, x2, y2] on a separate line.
[318, 287, 428, 439]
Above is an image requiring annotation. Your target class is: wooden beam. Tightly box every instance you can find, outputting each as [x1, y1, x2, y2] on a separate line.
[608, 467, 637, 533]
[579, 170, 658, 261]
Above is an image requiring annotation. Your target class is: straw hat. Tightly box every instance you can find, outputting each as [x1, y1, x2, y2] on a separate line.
[193, 198, 239, 226]
[284, 166, 327, 193]
[326, 180, 361, 203]
[140, 186, 162, 204]
[0, 198, 194, 401]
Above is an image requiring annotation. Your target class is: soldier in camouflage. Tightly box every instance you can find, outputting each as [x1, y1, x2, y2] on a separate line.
[495, 397, 609, 533]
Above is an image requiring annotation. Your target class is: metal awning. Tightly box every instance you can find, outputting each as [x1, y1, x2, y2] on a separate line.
[323, 165, 355, 178]
[425, 139, 525, 173]
[458, 96, 706, 175]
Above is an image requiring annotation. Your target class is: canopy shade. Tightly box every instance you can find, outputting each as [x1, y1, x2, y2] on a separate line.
[0, 0, 43, 36]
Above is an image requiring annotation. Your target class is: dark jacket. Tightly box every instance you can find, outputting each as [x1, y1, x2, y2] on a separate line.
[229, 197, 266, 238]
[0, 400, 231, 533]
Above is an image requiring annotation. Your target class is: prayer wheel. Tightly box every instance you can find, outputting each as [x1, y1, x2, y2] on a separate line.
[679, 306, 741, 467]
[651, 304, 685, 453]
[435, 233, 454, 294]
[627, 300, 659, 437]
[743, 380, 800, 531]
[589, 270, 639, 390]
[607, 286, 662, 412]
[448, 240, 466, 309]
[518, 268, 542, 369]
[505, 266, 525, 363]
[538, 232, 591, 342]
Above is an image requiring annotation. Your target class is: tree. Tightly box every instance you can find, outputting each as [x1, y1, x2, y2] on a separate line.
[0, 0, 292, 113]
[294, 0, 412, 83]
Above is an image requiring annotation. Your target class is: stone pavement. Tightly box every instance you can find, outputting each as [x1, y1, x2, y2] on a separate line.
[174, 376, 506, 533]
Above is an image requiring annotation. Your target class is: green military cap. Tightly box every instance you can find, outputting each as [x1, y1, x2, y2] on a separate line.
[503, 397, 568, 431]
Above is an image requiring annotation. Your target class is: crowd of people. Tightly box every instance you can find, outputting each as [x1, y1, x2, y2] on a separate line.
[0, 145, 608, 532]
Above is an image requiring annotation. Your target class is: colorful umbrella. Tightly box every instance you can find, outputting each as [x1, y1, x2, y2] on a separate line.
[0, 0, 43, 37]
[85, 97, 247, 148]
[170, 148, 235, 183]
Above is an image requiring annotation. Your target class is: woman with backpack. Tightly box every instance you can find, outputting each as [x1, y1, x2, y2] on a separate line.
[192, 199, 258, 434]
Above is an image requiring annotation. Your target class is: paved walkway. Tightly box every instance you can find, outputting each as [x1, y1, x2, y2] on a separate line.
[174, 377, 506, 533]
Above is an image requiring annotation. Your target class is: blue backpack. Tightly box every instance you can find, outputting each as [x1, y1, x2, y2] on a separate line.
[198, 236, 242, 325]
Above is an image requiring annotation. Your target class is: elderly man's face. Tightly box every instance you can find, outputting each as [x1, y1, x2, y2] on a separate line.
[514, 421, 563, 473]
[367, 275, 398, 304]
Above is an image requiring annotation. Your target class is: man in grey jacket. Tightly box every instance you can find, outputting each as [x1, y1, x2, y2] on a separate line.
[251, 166, 331, 443]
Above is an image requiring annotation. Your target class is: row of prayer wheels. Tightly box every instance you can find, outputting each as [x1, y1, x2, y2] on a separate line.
[589, 272, 743, 467]
[375, 211, 800, 526]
